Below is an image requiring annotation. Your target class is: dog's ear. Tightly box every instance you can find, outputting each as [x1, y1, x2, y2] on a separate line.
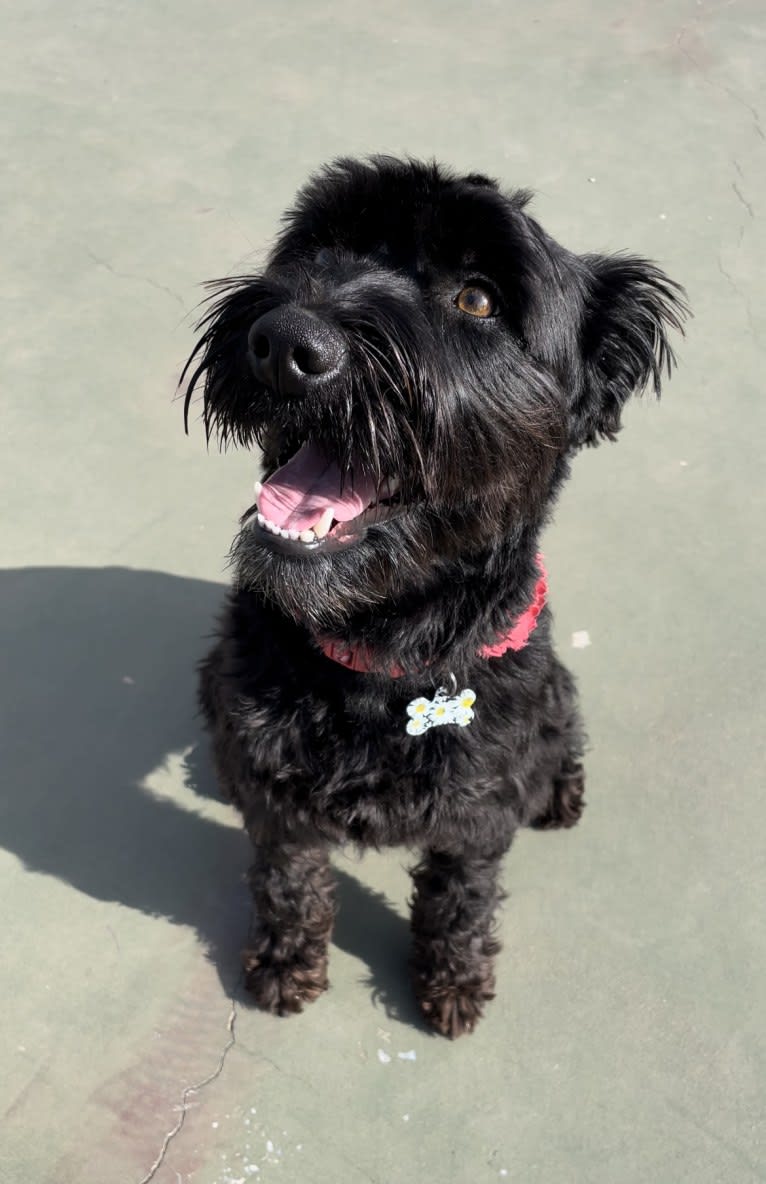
[574, 254, 688, 446]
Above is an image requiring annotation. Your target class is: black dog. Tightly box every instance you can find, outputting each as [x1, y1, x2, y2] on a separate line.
[183, 157, 686, 1037]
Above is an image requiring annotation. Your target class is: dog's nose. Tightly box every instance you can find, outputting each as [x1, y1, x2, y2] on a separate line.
[247, 306, 347, 396]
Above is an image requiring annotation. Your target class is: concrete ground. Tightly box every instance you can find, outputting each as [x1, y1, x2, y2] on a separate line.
[1, 2, 764, 1181]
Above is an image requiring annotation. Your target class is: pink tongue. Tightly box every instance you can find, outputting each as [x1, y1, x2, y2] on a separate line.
[259, 442, 380, 531]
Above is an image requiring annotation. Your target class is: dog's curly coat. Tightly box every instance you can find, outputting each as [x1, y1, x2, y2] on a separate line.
[183, 157, 686, 1037]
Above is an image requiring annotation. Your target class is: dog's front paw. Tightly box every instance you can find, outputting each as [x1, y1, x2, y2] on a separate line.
[241, 949, 329, 1016]
[413, 964, 496, 1039]
[532, 762, 586, 830]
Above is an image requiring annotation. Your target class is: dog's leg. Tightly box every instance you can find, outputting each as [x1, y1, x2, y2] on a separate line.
[409, 847, 506, 1038]
[529, 658, 587, 830]
[241, 842, 336, 1015]
[530, 757, 586, 829]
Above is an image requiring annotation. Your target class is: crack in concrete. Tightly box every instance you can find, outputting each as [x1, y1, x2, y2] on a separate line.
[137, 999, 237, 1184]
[723, 86, 766, 142]
[717, 255, 757, 336]
[249, 1050, 316, 1091]
[731, 180, 755, 219]
[718, 253, 740, 292]
[85, 249, 187, 310]
[675, 29, 766, 142]
[731, 159, 755, 221]
[729, 160, 756, 256]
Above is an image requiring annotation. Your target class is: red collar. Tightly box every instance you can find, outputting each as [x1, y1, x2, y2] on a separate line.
[317, 554, 548, 677]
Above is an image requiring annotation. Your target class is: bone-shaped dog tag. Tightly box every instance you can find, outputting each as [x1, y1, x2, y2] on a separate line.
[405, 686, 476, 735]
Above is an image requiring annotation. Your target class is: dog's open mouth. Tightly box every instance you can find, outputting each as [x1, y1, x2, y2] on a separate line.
[245, 441, 403, 554]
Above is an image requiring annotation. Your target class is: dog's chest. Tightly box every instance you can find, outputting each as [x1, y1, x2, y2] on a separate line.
[236, 671, 515, 845]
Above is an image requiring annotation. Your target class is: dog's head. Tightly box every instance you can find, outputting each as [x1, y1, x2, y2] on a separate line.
[183, 157, 686, 634]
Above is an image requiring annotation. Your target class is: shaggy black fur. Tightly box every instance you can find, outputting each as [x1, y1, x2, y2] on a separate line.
[183, 156, 686, 1037]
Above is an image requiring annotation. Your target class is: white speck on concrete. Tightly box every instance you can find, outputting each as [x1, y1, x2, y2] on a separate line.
[296, 1144, 303, 1151]
[572, 631, 591, 649]
[680, 460, 688, 467]
[211, 1121, 218, 1129]
[265, 1140, 274, 1153]
[659, 213, 667, 220]
[250, 1107, 257, 1114]
[397, 1050, 417, 1061]
[377, 1048, 392, 1063]
[402, 1114, 410, 1122]
[500, 1171, 509, 1178]
[588, 176, 596, 183]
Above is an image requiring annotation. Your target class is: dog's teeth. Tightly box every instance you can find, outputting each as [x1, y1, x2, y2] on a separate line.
[312, 508, 334, 539]
[258, 511, 302, 542]
[254, 480, 263, 500]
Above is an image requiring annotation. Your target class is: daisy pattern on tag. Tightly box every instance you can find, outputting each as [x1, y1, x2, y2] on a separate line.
[405, 687, 476, 734]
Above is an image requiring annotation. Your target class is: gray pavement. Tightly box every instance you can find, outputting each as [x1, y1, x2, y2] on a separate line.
[1, 2, 764, 1182]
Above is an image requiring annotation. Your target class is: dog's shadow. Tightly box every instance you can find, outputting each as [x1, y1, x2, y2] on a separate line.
[332, 868, 426, 1029]
[0, 566, 425, 1028]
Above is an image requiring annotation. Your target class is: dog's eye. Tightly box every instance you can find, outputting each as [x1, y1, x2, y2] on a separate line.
[455, 285, 496, 318]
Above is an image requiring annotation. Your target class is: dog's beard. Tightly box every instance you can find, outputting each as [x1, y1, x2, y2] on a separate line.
[230, 388, 565, 639]
[233, 496, 457, 630]
[231, 498, 554, 682]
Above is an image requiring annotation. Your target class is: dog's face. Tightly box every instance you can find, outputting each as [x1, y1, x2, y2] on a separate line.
[184, 157, 685, 630]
